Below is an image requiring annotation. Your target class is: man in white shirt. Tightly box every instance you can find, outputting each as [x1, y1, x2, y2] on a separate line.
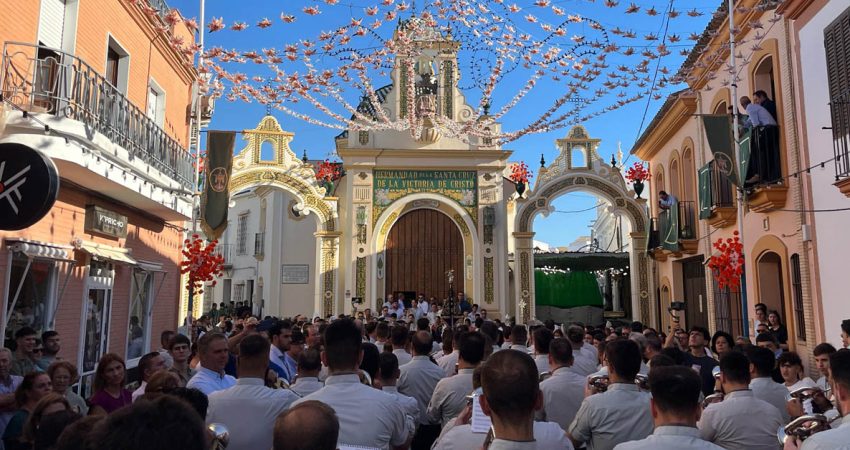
[786, 349, 850, 450]
[157, 330, 175, 369]
[378, 352, 419, 441]
[187, 332, 236, 395]
[428, 331, 485, 427]
[391, 325, 413, 366]
[207, 334, 299, 450]
[417, 295, 430, 318]
[533, 327, 553, 374]
[268, 320, 296, 384]
[375, 322, 391, 351]
[293, 318, 412, 449]
[131, 352, 165, 402]
[290, 347, 324, 397]
[614, 366, 723, 450]
[747, 346, 791, 423]
[0, 348, 22, 437]
[698, 351, 783, 450]
[509, 325, 531, 353]
[480, 349, 572, 450]
[437, 331, 461, 377]
[740, 96, 778, 128]
[273, 400, 339, 450]
[568, 339, 653, 450]
[537, 338, 586, 431]
[398, 331, 445, 450]
[566, 325, 599, 376]
[813, 343, 837, 391]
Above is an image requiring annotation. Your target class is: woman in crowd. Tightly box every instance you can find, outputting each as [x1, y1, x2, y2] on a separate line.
[88, 353, 131, 416]
[2, 372, 53, 450]
[48, 361, 88, 415]
[710, 331, 735, 361]
[768, 310, 789, 350]
[21, 393, 72, 448]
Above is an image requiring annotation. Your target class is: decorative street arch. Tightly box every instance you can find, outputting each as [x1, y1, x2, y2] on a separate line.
[228, 115, 340, 317]
[511, 125, 653, 325]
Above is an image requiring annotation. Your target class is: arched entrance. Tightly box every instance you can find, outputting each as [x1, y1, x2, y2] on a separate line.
[385, 209, 464, 302]
[756, 251, 786, 319]
[511, 125, 652, 326]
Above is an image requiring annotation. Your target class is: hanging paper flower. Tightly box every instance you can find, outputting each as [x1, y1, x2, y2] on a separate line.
[707, 231, 744, 290]
[207, 17, 225, 33]
[315, 159, 343, 182]
[508, 162, 533, 184]
[624, 162, 651, 183]
[180, 235, 225, 297]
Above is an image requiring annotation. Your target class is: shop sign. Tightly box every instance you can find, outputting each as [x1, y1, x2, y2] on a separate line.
[0, 143, 60, 230]
[85, 205, 128, 238]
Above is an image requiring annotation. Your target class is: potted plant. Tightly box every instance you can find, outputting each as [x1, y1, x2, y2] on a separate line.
[509, 162, 533, 196]
[624, 162, 651, 199]
[315, 160, 343, 195]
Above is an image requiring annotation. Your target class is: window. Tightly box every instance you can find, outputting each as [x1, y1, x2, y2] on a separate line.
[790, 254, 805, 341]
[146, 79, 166, 127]
[105, 37, 129, 94]
[106, 47, 120, 88]
[4, 254, 58, 344]
[79, 259, 113, 398]
[712, 276, 744, 338]
[237, 214, 249, 255]
[259, 140, 275, 162]
[126, 269, 154, 361]
[233, 283, 245, 303]
[825, 6, 850, 180]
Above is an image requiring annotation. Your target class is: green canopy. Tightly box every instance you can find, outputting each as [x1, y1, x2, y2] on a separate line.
[535, 270, 603, 308]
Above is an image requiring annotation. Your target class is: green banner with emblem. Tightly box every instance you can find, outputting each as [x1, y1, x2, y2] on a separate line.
[201, 131, 236, 240]
[698, 164, 712, 219]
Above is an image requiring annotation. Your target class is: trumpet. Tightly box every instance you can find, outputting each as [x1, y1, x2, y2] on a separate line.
[208, 423, 230, 450]
[588, 375, 610, 393]
[635, 374, 649, 390]
[777, 413, 841, 444]
[539, 371, 552, 382]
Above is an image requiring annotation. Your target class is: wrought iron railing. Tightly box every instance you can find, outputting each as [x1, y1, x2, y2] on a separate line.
[747, 125, 782, 186]
[678, 200, 696, 240]
[147, 0, 174, 23]
[710, 160, 735, 208]
[648, 217, 660, 250]
[213, 244, 233, 266]
[830, 89, 850, 181]
[0, 42, 194, 189]
[254, 232, 265, 257]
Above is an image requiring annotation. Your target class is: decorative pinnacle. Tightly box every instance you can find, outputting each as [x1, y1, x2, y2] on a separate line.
[540, 153, 546, 168]
[302, 150, 308, 164]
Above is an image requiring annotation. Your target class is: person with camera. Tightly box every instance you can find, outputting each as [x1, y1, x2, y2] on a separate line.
[568, 339, 653, 450]
[614, 366, 723, 449]
[783, 348, 850, 449]
[698, 351, 783, 450]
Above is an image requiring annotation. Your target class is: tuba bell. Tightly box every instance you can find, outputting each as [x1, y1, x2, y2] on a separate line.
[539, 371, 552, 382]
[635, 374, 649, 390]
[777, 413, 841, 444]
[208, 423, 230, 450]
[702, 392, 724, 408]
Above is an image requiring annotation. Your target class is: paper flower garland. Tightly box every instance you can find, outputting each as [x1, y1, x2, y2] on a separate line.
[707, 231, 744, 290]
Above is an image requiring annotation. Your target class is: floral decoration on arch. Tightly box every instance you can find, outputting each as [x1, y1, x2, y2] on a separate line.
[707, 231, 743, 290]
[180, 235, 225, 297]
[509, 162, 533, 184]
[315, 159, 343, 182]
[624, 162, 651, 183]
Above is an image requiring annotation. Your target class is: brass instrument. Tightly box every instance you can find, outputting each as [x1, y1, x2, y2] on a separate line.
[702, 392, 724, 408]
[539, 371, 552, 382]
[635, 374, 649, 390]
[777, 413, 841, 444]
[208, 423, 230, 450]
[788, 386, 834, 414]
[588, 375, 609, 393]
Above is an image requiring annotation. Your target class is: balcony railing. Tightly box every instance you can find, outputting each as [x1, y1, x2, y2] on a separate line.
[678, 200, 696, 240]
[709, 160, 735, 208]
[745, 125, 782, 187]
[213, 244, 233, 266]
[0, 42, 194, 190]
[254, 232, 265, 257]
[830, 89, 850, 181]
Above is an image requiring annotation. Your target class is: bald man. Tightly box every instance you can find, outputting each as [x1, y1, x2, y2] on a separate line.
[274, 400, 339, 450]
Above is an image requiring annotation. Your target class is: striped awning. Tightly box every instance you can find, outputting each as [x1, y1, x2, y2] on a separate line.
[5, 239, 73, 261]
[73, 239, 137, 265]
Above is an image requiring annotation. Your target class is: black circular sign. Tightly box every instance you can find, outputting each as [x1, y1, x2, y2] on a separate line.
[0, 143, 60, 230]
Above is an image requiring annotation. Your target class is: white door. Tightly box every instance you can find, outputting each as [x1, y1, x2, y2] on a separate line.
[147, 87, 160, 123]
[38, 0, 66, 49]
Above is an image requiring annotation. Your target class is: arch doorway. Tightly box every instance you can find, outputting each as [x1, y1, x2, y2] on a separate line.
[385, 209, 464, 304]
[757, 251, 786, 320]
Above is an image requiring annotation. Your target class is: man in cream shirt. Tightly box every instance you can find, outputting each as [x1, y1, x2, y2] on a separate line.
[428, 332, 485, 427]
[788, 349, 850, 450]
[398, 331, 445, 449]
[537, 338, 586, 431]
[207, 335, 299, 450]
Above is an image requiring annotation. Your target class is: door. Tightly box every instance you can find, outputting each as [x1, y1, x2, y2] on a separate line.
[79, 260, 113, 399]
[385, 209, 464, 303]
[682, 257, 709, 329]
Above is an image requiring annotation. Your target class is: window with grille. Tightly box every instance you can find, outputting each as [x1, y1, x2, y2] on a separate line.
[790, 254, 806, 341]
[712, 276, 744, 338]
[237, 214, 249, 255]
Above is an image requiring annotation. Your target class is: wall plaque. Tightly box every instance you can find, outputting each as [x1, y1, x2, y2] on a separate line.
[281, 264, 310, 284]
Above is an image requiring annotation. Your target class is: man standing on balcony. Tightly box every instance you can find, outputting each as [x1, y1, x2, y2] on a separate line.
[658, 191, 680, 252]
[740, 96, 777, 128]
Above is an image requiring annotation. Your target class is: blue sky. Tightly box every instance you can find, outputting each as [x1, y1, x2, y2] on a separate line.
[168, 0, 720, 246]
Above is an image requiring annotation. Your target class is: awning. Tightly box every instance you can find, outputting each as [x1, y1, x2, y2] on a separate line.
[73, 239, 137, 265]
[136, 260, 166, 272]
[5, 239, 73, 261]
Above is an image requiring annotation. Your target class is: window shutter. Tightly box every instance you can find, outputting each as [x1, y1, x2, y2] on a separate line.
[824, 7, 850, 100]
[698, 163, 713, 219]
[37, 0, 66, 49]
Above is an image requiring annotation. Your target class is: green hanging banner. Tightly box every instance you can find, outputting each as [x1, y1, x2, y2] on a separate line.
[200, 131, 236, 240]
[702, 114, 740, 186]
[698, 164, 712, 219]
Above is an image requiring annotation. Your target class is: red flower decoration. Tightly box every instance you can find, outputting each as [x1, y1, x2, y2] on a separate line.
[509, 162, 533, 184]
[315, 159, 343, 182]
[624, 162, 651, 183]
[180, 234, 225, 297]
[707, 231, 744, 290]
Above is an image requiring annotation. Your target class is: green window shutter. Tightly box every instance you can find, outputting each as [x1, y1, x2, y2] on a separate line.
[698, 163, 713, 219]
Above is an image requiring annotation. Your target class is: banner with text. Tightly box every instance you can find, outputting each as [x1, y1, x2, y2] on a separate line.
[372, 170, 478, 225]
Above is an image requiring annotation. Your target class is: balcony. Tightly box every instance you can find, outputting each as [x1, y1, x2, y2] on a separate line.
[745, 125, 788, 212]
[830, 89, 850, 197]
[213, 243, 233, 268]
[678, 201, 698, 254]
[254, 232, 265, 259]
[0, 42, 195, 218]
[708, 160, 737, 229]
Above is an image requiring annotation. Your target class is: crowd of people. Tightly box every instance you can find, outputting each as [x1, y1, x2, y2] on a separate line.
[0, 293, 848, 450]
